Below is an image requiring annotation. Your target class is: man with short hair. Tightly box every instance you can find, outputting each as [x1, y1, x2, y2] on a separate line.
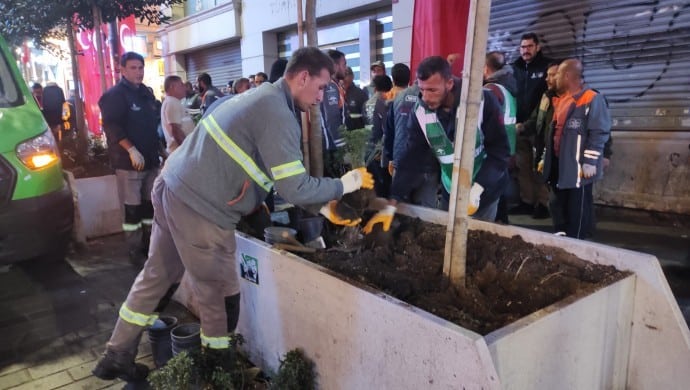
[99, 52, 161, 262]
[254, 72, 268, 86]
[161, 75, 195, 154]
[540, 58, 611, 239]
[93, 47, 374, 383]
[483, 51, 518, 223]
[31, 82, 43, 108]
[197, 72, 224, 113]
[342, 66, 368, 130]
[388, 63, 410, 102]
[321, 49, 348, 177]
[365, 56, 510, 231]
[512, 32, 552, 217]
[233, 78, 251, 94]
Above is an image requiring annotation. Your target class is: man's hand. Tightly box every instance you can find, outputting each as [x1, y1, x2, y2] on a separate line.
[537, 159, 544, 174]
[127, 146, 145, 171]
[467, 183, 484, 216]
[388, 161, 395, 176]
[340, 168, 374, 194]
[319, 201, 361, 227]
[582, 163, 596, 178]
[362, 205, 396, 234]
[516, 123, 524, 134]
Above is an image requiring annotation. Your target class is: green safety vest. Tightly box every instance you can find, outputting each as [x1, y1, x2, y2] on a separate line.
[414, 100, 486, 193]
[485, 83, 517, 155]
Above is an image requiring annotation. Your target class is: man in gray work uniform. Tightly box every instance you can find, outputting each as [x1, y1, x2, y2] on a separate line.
[93, 47, 374, 382]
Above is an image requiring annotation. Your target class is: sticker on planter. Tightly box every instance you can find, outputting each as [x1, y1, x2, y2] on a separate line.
[240, 253, 259, 284]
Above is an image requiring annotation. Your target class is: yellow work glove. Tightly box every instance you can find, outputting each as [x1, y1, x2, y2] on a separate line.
[340, 167, 375, 195]
[467, 183, 484, 216]
[388, 161, 395, 176]
[319, 200, 361, 227]
[537, 159, 544, 174]
[362, 205, 396, 234]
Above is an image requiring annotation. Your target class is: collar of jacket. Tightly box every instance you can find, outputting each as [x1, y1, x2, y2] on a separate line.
[273, 77, 299, 116]
[120, 77, 144, 92]
[513, 50, 547, 69]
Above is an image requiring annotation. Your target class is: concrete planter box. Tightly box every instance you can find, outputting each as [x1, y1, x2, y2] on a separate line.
[174, 204, 690, 389]
[68, 173, 122, 239]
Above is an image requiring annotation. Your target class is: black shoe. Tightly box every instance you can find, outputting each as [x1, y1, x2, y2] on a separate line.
[509, 202, 534, 215]
[532, 204, 550, 219]
[93, 350, 149, 382]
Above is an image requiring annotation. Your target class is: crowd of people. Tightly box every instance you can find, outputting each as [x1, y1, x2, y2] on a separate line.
[89, 36, 612, 383]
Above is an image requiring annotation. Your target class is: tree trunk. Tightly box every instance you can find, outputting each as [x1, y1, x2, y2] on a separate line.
[108, 21, 120, 86]
[66, 21, 88, 162]
[305, 0, 323, 177]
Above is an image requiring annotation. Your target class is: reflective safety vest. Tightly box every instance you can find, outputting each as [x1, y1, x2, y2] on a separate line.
[485, 83, 517, 155]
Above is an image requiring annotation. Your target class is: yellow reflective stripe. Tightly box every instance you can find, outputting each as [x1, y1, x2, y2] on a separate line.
[119, 304, 158, 327]
[202, 115, 273, 192]
[271, 160, 306, 180]
[200, 330, 230, 349]
[122, 223, 142, 232]
[141, 219, 153, 226]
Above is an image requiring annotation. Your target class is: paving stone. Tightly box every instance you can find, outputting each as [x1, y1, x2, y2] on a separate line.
[0, 369, 31, 388]
[27, 350, 96, 379]
[0, 362, 28, 376]
[9, 371, 72, 390]
[58, 375, 120, 390]
[67, 360, 98, 381]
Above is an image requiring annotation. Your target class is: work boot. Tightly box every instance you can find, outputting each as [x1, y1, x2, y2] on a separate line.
[92, 349, 149, 382]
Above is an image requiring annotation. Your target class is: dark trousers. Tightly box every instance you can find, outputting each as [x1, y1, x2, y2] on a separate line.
[549, 183, 594, 239]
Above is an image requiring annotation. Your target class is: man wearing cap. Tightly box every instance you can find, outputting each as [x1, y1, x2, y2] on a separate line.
[365, 60, 387, 98]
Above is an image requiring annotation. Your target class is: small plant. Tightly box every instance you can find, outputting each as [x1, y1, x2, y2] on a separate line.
[148, 334, 249, 390]
[342, 127, 372, 168]
[271, 349, 316, 390]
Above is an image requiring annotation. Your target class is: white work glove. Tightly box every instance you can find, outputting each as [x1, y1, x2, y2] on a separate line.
[127, 146, 145, 171]
[340, 167, 374, 195]
[581, 163, 596, 178]
[362, 205, 396, 234]
[467, 182, 484, 216]
[319, 200, 361, 227]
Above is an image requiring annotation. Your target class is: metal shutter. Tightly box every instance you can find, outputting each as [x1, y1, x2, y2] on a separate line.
[185, 41, 242, 87]
[488, 0, 690, 131]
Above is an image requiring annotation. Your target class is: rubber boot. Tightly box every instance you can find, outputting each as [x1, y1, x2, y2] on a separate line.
[92, 349, 149, 382]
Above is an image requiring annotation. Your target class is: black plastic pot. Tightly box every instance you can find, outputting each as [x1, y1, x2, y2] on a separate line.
[147, 315, 178, 368]
[297, 216, 324, 243]
[171, 323, 201, 356]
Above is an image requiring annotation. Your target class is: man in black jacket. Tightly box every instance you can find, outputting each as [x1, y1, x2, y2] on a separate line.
[512, 32, 552, 218]
[99, 52, 161, 262]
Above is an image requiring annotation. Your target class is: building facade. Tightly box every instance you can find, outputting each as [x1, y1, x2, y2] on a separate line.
[157, 0, 690, 214]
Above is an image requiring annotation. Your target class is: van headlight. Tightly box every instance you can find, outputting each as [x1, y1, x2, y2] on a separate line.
[16, 130, 60, 170]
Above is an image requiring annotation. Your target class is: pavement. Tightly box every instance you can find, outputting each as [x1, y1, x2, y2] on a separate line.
[0, 205, 688, 389]
[0, 234, 195, 390]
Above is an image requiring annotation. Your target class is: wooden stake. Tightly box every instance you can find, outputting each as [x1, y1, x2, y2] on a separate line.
[443, 0, 492, 287]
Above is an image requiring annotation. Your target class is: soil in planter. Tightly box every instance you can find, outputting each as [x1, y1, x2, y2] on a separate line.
[303, 215, 630, 335]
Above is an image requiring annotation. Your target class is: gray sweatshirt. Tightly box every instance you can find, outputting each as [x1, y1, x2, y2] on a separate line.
[163, 78, 344, 229]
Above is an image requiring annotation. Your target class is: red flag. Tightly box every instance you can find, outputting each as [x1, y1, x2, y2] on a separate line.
[75, 15, 137, 134]
[410, 0, 471, 79]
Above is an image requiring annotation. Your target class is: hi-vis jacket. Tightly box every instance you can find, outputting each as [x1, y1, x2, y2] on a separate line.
[542, 87, 611, 189]
[162, 78, 344, 229]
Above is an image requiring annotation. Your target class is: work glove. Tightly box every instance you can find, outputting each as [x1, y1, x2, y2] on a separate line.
[319, 200, 361, 227]
[388, 161, 395, 176]
[127, 146, 145, 171]
[340, 167, 374, 195]
[362, 205, 396, 234]
[467, 182, 484, 216]
[581, 163, 596, 178]
[537, 159, 544, 174]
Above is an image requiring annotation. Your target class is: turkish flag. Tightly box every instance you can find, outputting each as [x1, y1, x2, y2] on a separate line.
[410, 0, 471, 80]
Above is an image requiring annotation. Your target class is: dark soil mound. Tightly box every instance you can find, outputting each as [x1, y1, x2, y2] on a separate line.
[304, 216, 629, 335]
